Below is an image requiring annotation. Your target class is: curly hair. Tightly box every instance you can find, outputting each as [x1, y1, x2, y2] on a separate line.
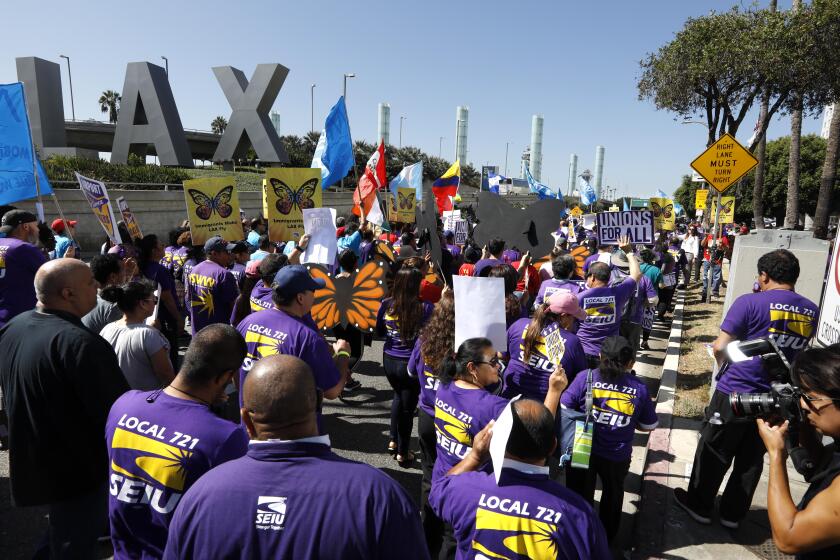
[419, 290, 455, 373]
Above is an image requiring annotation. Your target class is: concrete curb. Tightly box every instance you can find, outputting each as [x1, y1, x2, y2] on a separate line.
[633, 289, 685, 558]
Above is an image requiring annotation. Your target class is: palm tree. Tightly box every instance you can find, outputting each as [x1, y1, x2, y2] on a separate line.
[99, 90, 121, 124]
[784, 0, 804, 229]
[752, 0, 777, 230]
[813, 104, 840, 239]
[211, 116, 228, 135]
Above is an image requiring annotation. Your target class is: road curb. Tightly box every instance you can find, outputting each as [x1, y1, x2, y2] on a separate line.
[633, 288, 685, 559]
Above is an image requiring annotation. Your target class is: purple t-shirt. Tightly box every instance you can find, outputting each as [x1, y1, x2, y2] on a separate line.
[504, 318, 588, 400]
[105, 390, 248, 559]
[141, 261, 179, 322]
[429, 467, 610, 560]
[408, 337, 439, 417]
[611, 271, 656, 325]
[186, 260, 239, 334]
[375, 298, 434, 360]
[583, 251, 612, 275]
[561, 369, 658, 461]
[163, 440, 427, 560]
[716, 290, 820, 394]
[249, 282, 274, 313]
[576, 277, 636, 356]
[161, 245, 176, 272]
[230, 262, 246, 290]
[446, 243, 461, 259]
[0, 238, 46, 327]
[433, 382, 508, 481]
[172, 247, 188, 278]
[534, 278, 582, 307]
[473, 258, 503, 277]
[236, 309, 341, 409]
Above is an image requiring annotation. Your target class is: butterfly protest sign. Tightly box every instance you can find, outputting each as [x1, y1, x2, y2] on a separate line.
[75, 173, 122, 245]
[306, 259, 387, 332]
[183, 176, 243, 245]
[263, 168, 321, 242]
[717, 196, 735, 223]
[650, 197, 675, 231]
[116, 196, 143, 240]
[395, 187, 416, 223]
[596, 210, 654, 245]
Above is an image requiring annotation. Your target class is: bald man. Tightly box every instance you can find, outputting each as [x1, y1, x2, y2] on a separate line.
[0, 258, 129, 559]
[164, 355, 428, 560]
[429, 399, 610, 560]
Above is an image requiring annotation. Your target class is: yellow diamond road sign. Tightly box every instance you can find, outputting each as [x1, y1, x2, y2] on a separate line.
[690, 133, 758, 193]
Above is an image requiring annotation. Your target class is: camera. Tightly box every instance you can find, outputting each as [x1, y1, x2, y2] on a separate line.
[726, 337, 816, 478]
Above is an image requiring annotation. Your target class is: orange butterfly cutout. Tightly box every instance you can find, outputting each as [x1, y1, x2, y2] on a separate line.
[306, 259, 387, 332]
[533, 245, 591, 279]
[372, 240, 396, 264]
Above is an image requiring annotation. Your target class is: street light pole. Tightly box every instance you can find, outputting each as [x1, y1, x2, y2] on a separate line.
[399, 116, 406, 148]
[161, 56, 168, 77]
[310, 83, 316, 133]
[439, 136, 444, 158]
[59, 55, 75, 121]
[341, 73, 355, 190]
[505, 141, 510, 176]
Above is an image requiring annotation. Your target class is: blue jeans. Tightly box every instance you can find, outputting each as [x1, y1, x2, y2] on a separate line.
[701, 260, 722, 295]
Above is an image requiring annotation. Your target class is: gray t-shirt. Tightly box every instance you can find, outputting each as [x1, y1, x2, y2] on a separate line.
[99, 321, 171, 391]
[82, 295, 122, 334]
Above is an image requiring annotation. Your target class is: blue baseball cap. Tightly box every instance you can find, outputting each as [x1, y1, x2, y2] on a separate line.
[272, 265, 326, 299]
[204, 236, 237, 253]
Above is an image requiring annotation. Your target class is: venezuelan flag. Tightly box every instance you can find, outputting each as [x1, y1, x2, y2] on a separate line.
[432, 160, 460, 213]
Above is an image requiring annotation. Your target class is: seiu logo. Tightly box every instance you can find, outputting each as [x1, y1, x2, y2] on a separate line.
[255, 496, 287, 531]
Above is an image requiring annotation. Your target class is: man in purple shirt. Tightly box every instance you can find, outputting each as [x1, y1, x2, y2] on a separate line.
[229, 241, 249, 290]
[576, 237, 641, 366]
[0, 210, 46, 327]
[676, 249, 820, 530]
[105, 324, 249, 559]
[534, 252, 583, 308]
[186, 236, 240, 334]
[473, 237, 505, 277]
[236, 265, 348, 424]
[164, 355, 428, 560]
[610, 251, 658, 354]
[430, 398, 610, 560]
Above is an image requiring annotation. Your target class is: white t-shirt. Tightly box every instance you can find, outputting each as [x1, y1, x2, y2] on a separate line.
[100, 321, 171, 390]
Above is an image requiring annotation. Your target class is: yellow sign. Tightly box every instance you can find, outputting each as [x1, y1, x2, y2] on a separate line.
[608, 205, 620, 212]
[717, 196, 735, 223]
[690, 133, 758, 193]
[395, 187, 416, 223]
[695, 189, 709, 210]
[183, 176, 243, 245]
[570, 206, 583, 217]
[263, 168, 322, 242]
[116, 196, 143, 240]
[650, 197, 676, 231]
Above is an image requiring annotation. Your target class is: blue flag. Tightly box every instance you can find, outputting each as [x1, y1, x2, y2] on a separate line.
[487, 171, 505, 195]
[655, 189, 668, 199]
[311, 96, 354, 189]
[0, 83, 52, 205]
[578, 176, 597, 205]
[623, 198, 630, 211]
[525, 166, 557, 200]
[674, 200, 685, 216]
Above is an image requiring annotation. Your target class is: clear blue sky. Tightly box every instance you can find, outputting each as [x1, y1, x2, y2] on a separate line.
[0, 0, 824, 198]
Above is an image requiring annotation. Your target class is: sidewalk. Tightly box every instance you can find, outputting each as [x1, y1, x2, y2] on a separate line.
[634, 289, 808, 560]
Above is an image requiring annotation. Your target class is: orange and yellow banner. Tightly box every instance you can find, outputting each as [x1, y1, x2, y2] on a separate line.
[650, 197, 676, 231]
[717, 196, 735, 223]
[183, 176, 243, 245]
[263, 168, 322, 242]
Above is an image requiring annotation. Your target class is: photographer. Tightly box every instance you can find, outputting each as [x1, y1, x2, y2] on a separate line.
[675, 249, 819, 529]
[758, 346, 840, 558]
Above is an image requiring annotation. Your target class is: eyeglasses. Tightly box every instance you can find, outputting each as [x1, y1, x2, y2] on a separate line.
[145, 297, 159, 304]
[474, 357, 501, 369]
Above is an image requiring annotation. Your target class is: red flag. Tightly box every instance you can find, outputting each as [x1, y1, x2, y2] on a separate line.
[353, 140, 386, 216]
[432, 185, 456, 214]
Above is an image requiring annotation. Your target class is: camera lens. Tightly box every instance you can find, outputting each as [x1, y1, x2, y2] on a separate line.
[730, 392, 778, 417]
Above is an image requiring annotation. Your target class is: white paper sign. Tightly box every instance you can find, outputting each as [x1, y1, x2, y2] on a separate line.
[302, 208, 337, 265]
[489, 395, 521, 483]
[453, 276, 507, 351]
[443, 210, 461, 232]
[582, 213, 597, 230]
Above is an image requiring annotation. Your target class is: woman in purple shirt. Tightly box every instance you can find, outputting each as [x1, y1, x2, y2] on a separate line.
[376, 267, 433, 466]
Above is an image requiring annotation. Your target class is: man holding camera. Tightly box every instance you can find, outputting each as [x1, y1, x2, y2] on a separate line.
[675, 249, 819, 529]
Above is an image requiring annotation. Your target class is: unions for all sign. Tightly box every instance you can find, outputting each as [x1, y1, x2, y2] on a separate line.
[596, 210, 654, 245]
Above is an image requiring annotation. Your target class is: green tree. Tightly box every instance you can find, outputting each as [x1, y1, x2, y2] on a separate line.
[784, 0, 805, 229]
[98, 90, 121, 124]
[210, 116, 228, 135]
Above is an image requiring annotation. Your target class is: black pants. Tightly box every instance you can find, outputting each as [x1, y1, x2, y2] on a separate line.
[33, 482, 108, 559]
[383, 354, 419, 456]
[333, 325, 364, 370]
[566, 455, 631, 541]
[418, 409, 448, 558]
[658, 287, 675, 319]
[685, 390, 767, 521]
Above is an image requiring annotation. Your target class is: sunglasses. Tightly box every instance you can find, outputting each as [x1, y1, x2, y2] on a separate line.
[802, 393, 840, 413]
[474, 357, 501, 369]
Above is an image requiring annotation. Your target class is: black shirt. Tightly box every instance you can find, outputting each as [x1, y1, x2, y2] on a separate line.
[0, 308, 129, 506]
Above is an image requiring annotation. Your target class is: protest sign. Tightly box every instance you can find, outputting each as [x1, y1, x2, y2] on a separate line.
[453, 276, 507, 350]
[569, 206, 583, 217]
[263, 168, 322, 242]
[302, 208, 337, 265]
[116, 196, 143, 240]
[442, 210, 461, 232]
[454, 219, 469, 245]
[75, 173, 122, 245]
[717, 196, 735, 223]
[650, 197, 676, 231]
[489, 395, 521, 483]
[582, 213, 596, 230]
[543, 323, 567, 366]
[596, 210, 654, 245]
[695, 189, 709, 210]
[183, 176, 242, 245]
[395, 187, 416, 223]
